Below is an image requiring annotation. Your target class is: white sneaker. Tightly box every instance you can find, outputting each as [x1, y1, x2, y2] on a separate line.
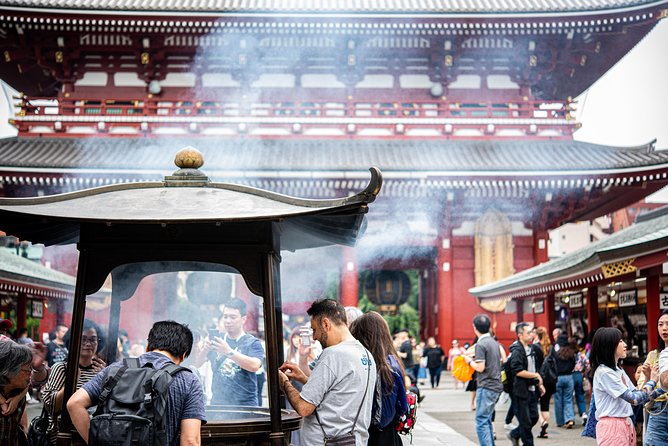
[582, 413, 588, 426]
[504, 423, 518, 430]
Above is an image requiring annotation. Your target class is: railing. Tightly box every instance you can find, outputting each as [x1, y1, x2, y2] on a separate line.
[12, 96, 578, 138]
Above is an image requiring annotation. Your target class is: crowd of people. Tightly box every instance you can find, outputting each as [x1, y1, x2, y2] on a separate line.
[6, 306, 668, 446]
[456, 311, 668, 446]
[0, 299, 418, 446]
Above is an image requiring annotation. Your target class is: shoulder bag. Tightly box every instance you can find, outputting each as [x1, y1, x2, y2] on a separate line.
[315, 348, 371, 446]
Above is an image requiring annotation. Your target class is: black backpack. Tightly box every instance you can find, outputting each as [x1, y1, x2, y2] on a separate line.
[502, 357, 514, 394]
[89, 358, 189, 446]
[540, 353, 558, 386]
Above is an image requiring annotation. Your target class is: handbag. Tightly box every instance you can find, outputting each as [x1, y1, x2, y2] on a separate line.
[315, 349, 371, 446]
[581, 392, 597, 439]
[27, 406, 50, 446]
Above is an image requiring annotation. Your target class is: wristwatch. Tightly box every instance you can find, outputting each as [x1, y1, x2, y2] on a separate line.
[225, 350, 235, 358]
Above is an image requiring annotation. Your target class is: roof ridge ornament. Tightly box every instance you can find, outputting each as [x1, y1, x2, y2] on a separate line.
[164, 146, 210, 187]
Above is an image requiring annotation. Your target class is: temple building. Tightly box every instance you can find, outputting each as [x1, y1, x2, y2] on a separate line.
[1, 0, 668, 345]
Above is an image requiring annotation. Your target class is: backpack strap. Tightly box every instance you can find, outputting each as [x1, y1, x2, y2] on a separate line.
[97, 358, 137, 407]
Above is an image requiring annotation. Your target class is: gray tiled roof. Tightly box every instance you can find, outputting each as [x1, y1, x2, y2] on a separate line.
[469, 207, 668, 298]
[0, 137, 666, 174]
[0, 0, 658, 13]
[0, 248, 75, 291]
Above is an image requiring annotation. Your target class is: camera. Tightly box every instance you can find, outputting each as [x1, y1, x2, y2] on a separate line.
[300, 325, 313, 346]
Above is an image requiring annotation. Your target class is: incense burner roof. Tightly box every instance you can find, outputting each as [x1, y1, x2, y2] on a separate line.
[0, 0, 661, 14]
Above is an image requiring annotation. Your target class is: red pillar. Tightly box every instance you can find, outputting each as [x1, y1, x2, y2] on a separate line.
[340, 246, 359, 307]
[646, 268, 662, 352]
[17, 293, 28, 330]
[516, 299, 524, 323]
[586, 285, 599, 334]
[436, 233, 453, 349]
[546, 293, 556, 336]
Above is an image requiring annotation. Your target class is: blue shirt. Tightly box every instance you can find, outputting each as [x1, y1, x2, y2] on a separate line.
[210, 333, 265, 406]
[83, 351, 206, 446]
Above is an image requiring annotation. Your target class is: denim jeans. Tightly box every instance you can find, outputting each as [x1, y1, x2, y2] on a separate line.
[554, 374, 575, 426]
[646, 401, 668, 446]
[476, 387, 501, 446]
[572, 371, 587, 416]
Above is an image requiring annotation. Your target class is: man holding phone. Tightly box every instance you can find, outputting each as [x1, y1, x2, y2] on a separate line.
[206, 298, 265, 406]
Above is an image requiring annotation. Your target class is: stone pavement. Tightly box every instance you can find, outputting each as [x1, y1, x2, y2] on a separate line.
[409, 372, 596, 445]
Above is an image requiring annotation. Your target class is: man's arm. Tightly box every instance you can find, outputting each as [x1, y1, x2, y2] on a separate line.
[228, 351, 262, 373]
[179, 419, 202, 446]
[466, 356, 486, 373]
[279, 371, 316, 417]
[67, 388, 94, 444]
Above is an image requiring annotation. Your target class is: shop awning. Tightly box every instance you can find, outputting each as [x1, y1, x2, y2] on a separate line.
[469, 206, 668, 301]
[0, 248, 75, 299]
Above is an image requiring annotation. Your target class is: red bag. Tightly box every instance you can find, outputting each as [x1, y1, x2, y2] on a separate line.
[396, 391, 418, 437]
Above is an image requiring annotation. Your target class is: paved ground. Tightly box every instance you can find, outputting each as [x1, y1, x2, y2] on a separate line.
[26, 372, 596, 445]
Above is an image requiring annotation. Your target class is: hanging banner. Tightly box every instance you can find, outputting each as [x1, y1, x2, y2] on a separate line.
[618, 290, 637, 308]
[533, 300, 544, 314]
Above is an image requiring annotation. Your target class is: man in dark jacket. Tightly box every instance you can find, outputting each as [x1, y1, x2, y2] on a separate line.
[507, 322, 545, 446]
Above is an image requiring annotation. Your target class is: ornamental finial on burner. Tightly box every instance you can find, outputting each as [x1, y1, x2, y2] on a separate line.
[174, 147, 204, 169]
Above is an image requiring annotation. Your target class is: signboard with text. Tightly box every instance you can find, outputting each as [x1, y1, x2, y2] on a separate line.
[618, 290, 637, 308]
[31, 300, 44, 319]
[660, 293, 668, 310]
[568, 293, 583, 309]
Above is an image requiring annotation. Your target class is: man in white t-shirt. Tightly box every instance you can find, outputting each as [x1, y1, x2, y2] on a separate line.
[279, 299, 377, 446]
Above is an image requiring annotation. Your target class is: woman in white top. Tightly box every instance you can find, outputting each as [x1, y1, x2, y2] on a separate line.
[591, 327, 662, 445]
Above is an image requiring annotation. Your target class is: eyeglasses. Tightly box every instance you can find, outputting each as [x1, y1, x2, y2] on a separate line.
[19, 365, 31, 375]
[82, 336, 98, 345]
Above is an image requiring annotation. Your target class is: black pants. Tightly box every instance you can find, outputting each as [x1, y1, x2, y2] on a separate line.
[505, 397, 515, 424]
[368, 425, 403, 446]
[510, 391, 538, 446]
[428, 366, 441, 387]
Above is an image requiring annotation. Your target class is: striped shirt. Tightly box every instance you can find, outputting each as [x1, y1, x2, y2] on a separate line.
[40, 361, 99, 445]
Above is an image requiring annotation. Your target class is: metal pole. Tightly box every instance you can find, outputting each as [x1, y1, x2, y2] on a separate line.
[56, 247, 89, 446]
[262, 250, 286, 446]
[106, 291, 122, 365]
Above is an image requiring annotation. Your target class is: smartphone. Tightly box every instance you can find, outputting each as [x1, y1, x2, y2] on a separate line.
[300, 326, 313, 346]
[208, 329, 220, 340]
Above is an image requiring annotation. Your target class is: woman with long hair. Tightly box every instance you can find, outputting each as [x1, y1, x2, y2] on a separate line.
[350, 311, 408, 446]
[41, 319, 107, 445]
[535, 326, 555, 438]
[637, 310, 668, 445]
[554, 335, 577, 428]
[591, 327, 660, 445]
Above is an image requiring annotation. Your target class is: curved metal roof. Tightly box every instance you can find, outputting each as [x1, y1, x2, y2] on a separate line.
[0, 0, 662, 14]
[0, 150, 382, 249]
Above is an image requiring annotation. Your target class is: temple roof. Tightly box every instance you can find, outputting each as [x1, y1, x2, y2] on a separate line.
[0, 137, 666, 175]
[0, 248, 75, 298]
[0, 0, 660, 14]
[469, 206, 668, 300]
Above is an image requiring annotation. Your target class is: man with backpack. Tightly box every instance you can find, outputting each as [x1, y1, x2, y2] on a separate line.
[67, 320, 206, 446]
[506, 322, 545, 446]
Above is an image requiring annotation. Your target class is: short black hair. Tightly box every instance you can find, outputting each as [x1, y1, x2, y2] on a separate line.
[147, 320, 194, 359]
[658, 310, 668, 351]
[307, 299, 347, 326]
[515, 322, 531, 336]
[473, 314, 491, 334]
[225, 298, 248, 317]
[591, 327, 622, 374]
[64, 319, 106, 353]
